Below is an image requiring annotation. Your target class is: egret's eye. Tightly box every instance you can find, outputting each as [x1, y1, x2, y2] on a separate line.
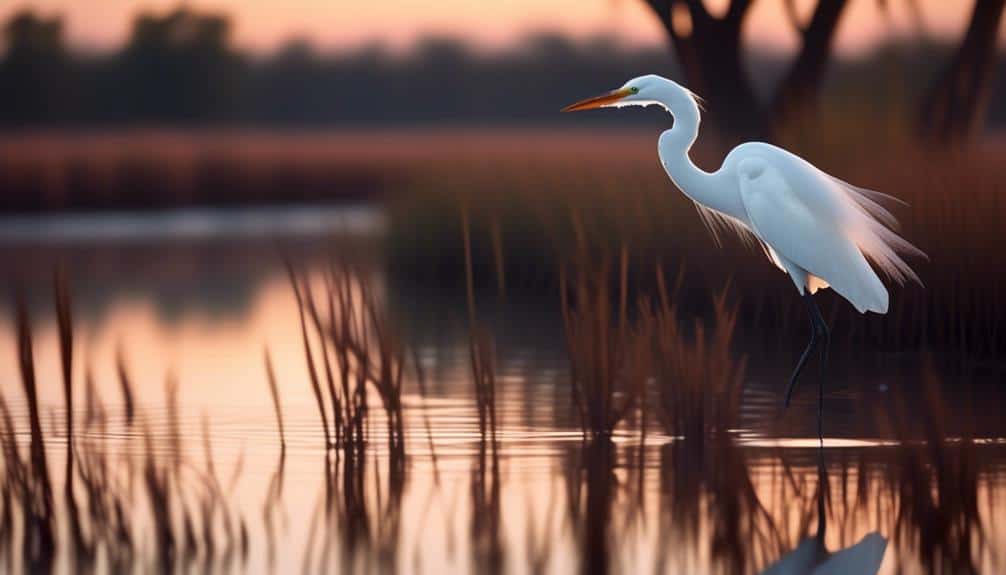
[630, 87, 640, 94]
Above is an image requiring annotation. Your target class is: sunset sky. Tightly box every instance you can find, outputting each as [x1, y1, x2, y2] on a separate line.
[2, 1, 1000, 56]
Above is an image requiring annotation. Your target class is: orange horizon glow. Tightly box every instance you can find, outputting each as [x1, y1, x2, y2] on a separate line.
[1, 0, 1002, 57]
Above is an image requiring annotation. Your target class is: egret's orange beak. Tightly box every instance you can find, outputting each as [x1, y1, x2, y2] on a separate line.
[561, 87, 632, 112]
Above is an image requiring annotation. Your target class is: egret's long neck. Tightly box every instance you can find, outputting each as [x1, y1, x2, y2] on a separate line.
[656, 88, 740, 219]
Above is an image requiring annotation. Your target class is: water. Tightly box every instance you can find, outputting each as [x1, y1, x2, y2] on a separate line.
[0, 206, 1003, 574]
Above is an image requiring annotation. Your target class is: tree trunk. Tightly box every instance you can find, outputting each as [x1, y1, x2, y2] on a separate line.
[690, 8, 768, 139]
[919, 0, 1006, 142]
[771, 0, 848, 129]
[644, 0, 768, 140]
[641, 0, 849, 141]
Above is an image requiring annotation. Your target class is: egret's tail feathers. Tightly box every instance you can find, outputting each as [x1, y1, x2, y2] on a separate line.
[863, 224, 925, 286]
[830, 177, 926, 287]
[829, 175, 905, 230]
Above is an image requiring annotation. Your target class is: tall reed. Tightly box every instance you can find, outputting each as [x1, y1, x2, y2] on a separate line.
[649, 271, 746, 439]
[389, 139, 1006, 358]
[559, 242, 648, 438]
[0, 282, 251, 574]
[13, 293, 56, 572]
[263, 347, 286, 452]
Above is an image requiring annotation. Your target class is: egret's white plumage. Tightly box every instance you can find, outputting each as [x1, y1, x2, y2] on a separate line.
[563, 74, 926, 416]
[565, 74, 924, 315]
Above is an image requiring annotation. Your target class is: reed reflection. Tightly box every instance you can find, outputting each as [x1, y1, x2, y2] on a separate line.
[560, 439, 615, 575]
[0, 265, 1003, 574]
[650, 282, 785, 574]
[761, 448, 886, 575]
[287, 257, 410, 574]
[878, 365, 994, 574]
[1, 282, 252, 575]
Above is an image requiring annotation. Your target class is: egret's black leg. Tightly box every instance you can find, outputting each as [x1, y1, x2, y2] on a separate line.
[817, 368, 824, 441]
[817, 312, 830, 442]
[783, 331, 816, 408]
[783, 292, 826, 408]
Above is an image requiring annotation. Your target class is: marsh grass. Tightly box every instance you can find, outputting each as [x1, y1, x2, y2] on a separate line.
[461, 205, 500, 448]
[388, 137, 1006, 357]
[4, 128, 1002, 354]
[0, 266, 1003, 574]
[262, 348, 286, 452]
[648, 272, 746, 439]
[285, 256, 408, 466]
[7, 292, 56, 573]
[461, 203, 506, 574]
[0, 281, 254, 574]
[0, 133, 400, 212]
[557, 247, 768, 570]
[261, 347, 288, 573]
[557, 231, 746, 440]
[874, 363, 990, 573]
[559, 244, 648, 439]
[562, 440, 618, 575]
[283, 255, 425, 572]
[656, 437, 785, 574]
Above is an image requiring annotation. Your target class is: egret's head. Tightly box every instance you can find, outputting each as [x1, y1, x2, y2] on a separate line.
[561, 74, 702, 116]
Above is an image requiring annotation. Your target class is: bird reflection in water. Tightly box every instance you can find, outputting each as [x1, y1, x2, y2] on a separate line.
[0, 273, 1003, 574]
[761, 447, 886, 575]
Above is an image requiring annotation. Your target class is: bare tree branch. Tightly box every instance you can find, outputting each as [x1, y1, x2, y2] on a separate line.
[640, 0, 848, 139]
[771, 0, 848, 127]
[919, 0, 1006, 141]
[782, 0, 807, 34]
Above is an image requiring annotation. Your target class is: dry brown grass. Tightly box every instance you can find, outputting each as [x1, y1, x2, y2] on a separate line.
[0, 282, 251, 574]
[649, 283, 746, 438]
[557, 231, 748, 440]
[0, 129, 652, 211]
[559, 243, 649, 439]
[389, 133, 1006, 357]
[0, 266, 1002, 574]
[285, 256, 410, 470]
[7, 128, 1003, 359]
[282, 258, 422, 572]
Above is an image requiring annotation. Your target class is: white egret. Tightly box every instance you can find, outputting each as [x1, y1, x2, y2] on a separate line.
[562, 75, 924, 433]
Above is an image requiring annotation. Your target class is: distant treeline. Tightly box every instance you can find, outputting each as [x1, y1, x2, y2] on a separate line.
[1, 7, 1004, 129]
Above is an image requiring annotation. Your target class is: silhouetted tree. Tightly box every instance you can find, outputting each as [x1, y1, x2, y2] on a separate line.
[0, 10, 70, 126]
[251, 39, 326, 124]
[639, 0, 849, 139]
[119, 7, 239, 124]
[918, 0, 1006, 142]
[0, 7, 1002, 131]
[641, 0, 763, 136]
[772, 0, 848, 127]
[639, 0, 861, 139]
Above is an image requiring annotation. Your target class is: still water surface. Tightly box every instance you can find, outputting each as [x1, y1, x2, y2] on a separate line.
[0, 207, 1003, 574]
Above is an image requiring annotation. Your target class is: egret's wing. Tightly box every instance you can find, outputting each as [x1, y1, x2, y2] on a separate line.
[737, 157, 890, 313]
[693, 200, 790, 277]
